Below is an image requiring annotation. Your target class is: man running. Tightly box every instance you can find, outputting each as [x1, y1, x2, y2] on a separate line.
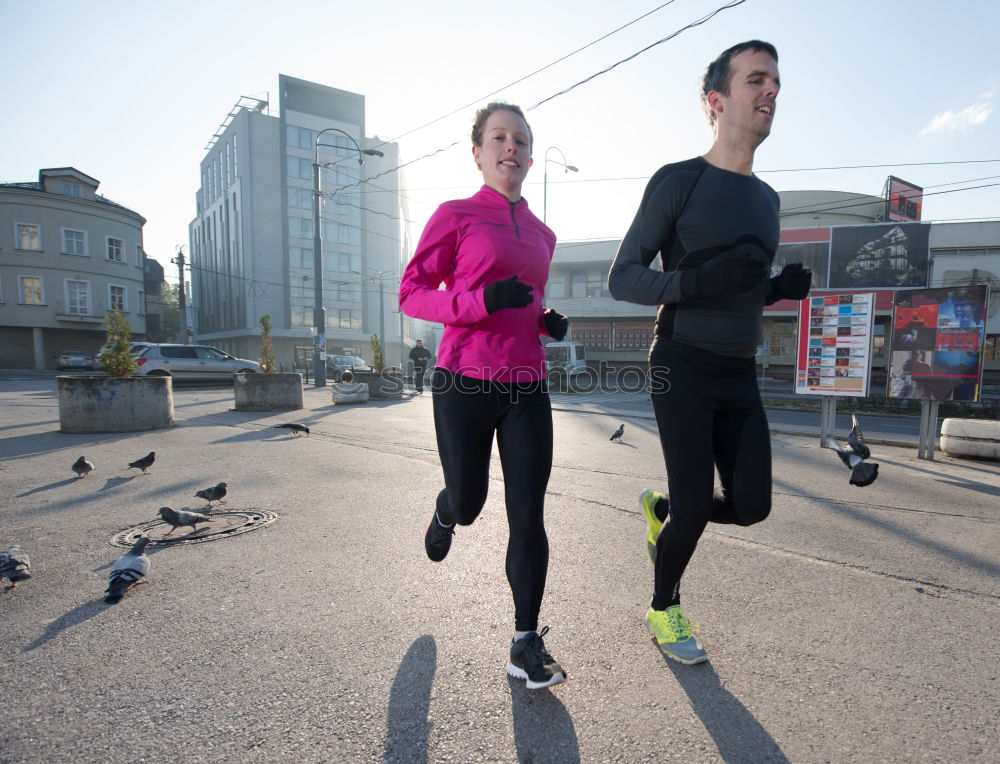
[608, 41, 811, 664]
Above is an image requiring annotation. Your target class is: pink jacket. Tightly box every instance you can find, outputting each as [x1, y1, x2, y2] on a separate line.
[399, 185, 557, 382]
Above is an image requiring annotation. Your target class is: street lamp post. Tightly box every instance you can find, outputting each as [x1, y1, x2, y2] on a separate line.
[543, 146, 578, 225]
[364, 269, 397, 368]
[312, 128, 383, 387]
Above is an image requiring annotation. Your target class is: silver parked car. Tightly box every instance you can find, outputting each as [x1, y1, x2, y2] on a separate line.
[56, 350, 96, 370]
[130, 343, 259, 381]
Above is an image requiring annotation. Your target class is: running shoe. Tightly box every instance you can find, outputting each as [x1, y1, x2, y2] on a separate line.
[506, 626, 567, 690]
[640, 489, 668, 565]
[645, 605, 708, 665]
[424, 512, 454, 562]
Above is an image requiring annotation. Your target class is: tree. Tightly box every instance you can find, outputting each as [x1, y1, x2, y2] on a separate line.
[149, 282, 180, 343]
[370, 334, 386, 373]
[99, 309, 138, 378]
[259, 314, 277, 373]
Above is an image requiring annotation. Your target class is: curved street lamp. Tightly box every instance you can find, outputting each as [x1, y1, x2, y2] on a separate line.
[312, 128, 383, 386]
[543, 146, 578, 225]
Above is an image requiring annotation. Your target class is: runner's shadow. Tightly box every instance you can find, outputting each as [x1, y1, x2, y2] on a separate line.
[509, 676, 579, 763]
[383, 634, 435, 763]
[666, 657, 789, 763]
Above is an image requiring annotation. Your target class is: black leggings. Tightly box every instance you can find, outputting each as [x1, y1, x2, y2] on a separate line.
[431, 369, 553, 632]
[649, 339, 771, 610]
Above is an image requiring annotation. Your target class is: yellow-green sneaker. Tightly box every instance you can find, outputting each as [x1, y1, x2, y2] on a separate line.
[645, 605, 707, 664]
[640, 489, 667, 565]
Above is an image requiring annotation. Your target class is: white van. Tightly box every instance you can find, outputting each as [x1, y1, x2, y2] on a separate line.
[544, 341, 588, 377]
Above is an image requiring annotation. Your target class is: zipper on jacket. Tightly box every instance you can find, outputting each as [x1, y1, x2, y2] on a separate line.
[509, 200, 521, 239]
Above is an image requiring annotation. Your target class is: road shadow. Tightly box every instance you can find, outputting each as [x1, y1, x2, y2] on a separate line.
[15, 477, 78, 497]
[876, 456, 1000, 497]
[508, 676, 579, 763]
[383, 634, 436, 764]
[22, 599, 109, 652]
[665, 655, 789, 763]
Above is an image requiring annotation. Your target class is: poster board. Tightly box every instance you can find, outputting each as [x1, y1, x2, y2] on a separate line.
[887, 285, 990, 402]
[795, 293, 876, 397]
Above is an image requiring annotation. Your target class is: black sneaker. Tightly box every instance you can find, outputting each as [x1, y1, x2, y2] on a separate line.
[424, 512, 454, 562]
[506, 626, 567, 690]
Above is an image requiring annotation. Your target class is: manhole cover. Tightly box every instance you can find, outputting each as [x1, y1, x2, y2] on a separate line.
[110, 510, 280, 548]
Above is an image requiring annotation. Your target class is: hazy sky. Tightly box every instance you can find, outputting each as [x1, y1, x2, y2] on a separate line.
[3, 0, 998, 279]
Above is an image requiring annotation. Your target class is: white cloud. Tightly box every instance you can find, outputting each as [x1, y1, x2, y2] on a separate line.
[918, 98, 993, 138]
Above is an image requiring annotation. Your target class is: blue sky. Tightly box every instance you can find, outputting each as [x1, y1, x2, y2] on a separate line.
[3, 0, 998, 277]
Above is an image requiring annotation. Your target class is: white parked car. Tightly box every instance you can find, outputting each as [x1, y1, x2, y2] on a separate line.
[128, 343, 259, 382]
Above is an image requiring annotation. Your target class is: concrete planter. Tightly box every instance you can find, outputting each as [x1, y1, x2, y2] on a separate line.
[940, 418, 1000, 461]
[348, 370, 403, 400]
[233, 373, 303, 411]
[58, 375, 174, 433]
[331, 382, 370, 405]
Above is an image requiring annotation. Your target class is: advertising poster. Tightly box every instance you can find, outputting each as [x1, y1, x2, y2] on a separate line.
[886, 176, 924, 222]
[795, 292, 876, 396]
[887, 285, 990, 402]
[829, 223, 929, 289]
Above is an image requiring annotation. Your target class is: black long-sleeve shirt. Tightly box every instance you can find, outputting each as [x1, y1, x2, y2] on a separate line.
[609, 157, 780, 358]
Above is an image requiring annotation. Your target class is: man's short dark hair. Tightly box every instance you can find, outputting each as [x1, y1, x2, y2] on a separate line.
[700, 40, 778, 128]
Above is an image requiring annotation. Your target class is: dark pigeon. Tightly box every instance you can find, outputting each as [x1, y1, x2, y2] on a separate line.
[195, 482, 228, 508]
[824, 415, 879, 487]
[105, 536, 150, 604]
[847, 414, 871, 460]
[610, 424, 625, 442]
[158, 506, 212, 537]
[274, 423, 310, 436]
[72, 456, 95, 478]
[128, 451, 156, 474]
[0, 545, 31, 589]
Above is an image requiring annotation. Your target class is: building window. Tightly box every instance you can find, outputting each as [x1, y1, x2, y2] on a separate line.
[61, 228, 88, 256]
[571, 273, 586, 298]
[335, 253, 361, 273]
[61, 181, 83, 197]
[65, 279, 91, 315]
[287, 155, 312, 180]
[547, 273, 566, 299]
[19, 276, 44, 305]
[136, 244, 144, 267]
[138, 289, 145, 315]
[984, 335, 999, 361]
[288, 215, 313, 239]
[289, 246, 314, 269]
[106, 237, 124, 262]
[331, 309, 362, 330]
[109, 284, 127, 312]
[16, 223, 41, 251]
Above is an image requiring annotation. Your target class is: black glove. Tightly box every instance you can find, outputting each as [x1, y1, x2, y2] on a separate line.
[483, 275, 533, 314]
[543, 309, 568, 341]
[765, 262, 812, 304]
[681, 256, 768, 299]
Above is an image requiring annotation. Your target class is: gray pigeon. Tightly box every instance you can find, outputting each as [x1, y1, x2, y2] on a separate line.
[195, 481, 228, 507]
[105, 536, 150, 604]
[0, 545, 31, 589]
[72, 455, 95, 478]
[158, 506, 212, 536]
[610, 424, 625, 442]
[274, 423, 310, 436]
[824, 415, 879, 487]
[847, 414, 871, 460]
[128, 451, 156, 474]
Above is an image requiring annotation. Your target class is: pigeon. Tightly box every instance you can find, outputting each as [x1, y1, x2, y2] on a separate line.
[158, 506, 212, 536]
[847, 413, 871, 460]
[127, 451, 156, 474]
[610, 424, 625, 442]
[104, 536, 150, 604]
[0, 545, 31, 589]
[274, 423, 310, 436]
[72, 455, 95, 478]
[195, 481, 228, 507]
[824, 415, 879, 487]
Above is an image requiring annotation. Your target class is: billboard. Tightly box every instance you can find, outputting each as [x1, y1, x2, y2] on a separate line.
[886, 176, 923, 222]
[829, 223, 929, 289]
[795, 292, 876, 397]
[774, 241, 831, 288]
[887, 285, 990, 402]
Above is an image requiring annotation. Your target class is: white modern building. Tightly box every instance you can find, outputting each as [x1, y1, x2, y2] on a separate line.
[188, 75, 405, 371]
[0, 168, 147, 369]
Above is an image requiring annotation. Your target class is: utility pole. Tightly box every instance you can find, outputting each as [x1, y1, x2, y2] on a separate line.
[172, 245, 188, 344]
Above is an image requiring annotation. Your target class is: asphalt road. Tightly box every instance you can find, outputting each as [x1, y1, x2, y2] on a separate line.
[1, 379, 997, 763]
